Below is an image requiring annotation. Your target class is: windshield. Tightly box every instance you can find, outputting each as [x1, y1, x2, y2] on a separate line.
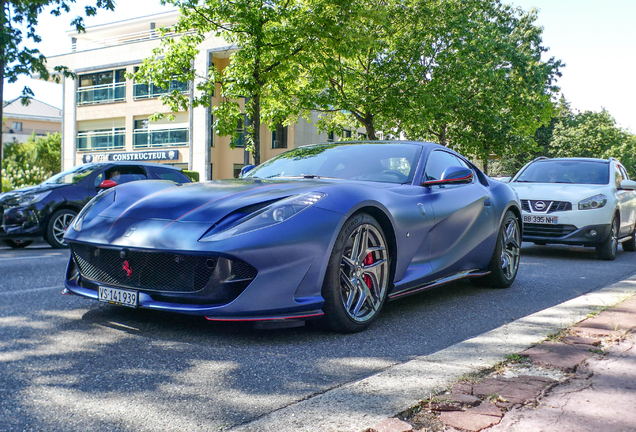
[515, 160, 609, 185]
[42, 163, 105, 185]
[245, 143, 422, 184]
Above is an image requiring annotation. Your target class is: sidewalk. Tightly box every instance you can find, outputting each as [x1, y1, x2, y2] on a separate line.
[368, 294, 636, 432]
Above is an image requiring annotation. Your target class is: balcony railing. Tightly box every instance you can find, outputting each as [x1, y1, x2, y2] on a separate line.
[71, 27, 196, 53]
[133, 81, 189, 100]
[77, 130, 125, 151]
[77, 83, 126, 106]
[133, 128, 189, 148]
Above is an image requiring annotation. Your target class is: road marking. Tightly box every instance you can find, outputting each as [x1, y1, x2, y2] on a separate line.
[0, 285, 64, 296]
[0, 254, 66, 262]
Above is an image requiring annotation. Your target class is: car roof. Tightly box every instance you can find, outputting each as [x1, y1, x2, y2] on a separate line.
[533, 157, 609, 164]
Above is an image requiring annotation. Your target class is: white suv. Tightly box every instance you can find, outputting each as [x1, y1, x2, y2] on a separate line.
[506, 157, 636, 260]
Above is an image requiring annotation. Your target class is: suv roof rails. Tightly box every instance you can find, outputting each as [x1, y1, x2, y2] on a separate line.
[532, 156, 549, 162]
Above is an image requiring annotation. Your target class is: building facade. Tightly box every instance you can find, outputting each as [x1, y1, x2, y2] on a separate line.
[49, 10, 362, 180]
[2, 98, 62, 144]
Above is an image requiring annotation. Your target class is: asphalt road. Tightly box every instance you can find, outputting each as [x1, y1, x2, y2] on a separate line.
[1, 241, 636, 431]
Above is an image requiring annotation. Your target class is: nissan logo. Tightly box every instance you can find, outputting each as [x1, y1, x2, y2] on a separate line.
[535, 201, 547, 210]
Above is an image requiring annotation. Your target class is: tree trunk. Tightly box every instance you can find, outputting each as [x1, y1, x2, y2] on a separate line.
[439, 124, 448, 147]
[482, 158, 489, 175]
[364, 112, 376, 140]
[251, 93, 260, 165]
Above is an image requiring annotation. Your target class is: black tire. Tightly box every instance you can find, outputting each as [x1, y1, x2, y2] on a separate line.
[622, 223, 636, 252]
[45, 209, 77, 249]
[320, 213, 390, 332]
[2, 239, 33, 249]
[597, 216, 618, 260]
[471, 210, 521, 288]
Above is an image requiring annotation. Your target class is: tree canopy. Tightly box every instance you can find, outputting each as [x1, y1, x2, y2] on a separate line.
[0, 0, 115, 191]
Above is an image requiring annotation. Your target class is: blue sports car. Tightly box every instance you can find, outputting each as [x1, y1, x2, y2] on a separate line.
[63, 141, 521, 332]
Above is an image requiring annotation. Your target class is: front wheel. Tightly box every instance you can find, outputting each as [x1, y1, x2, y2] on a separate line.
[320, 213, 390, 332]
[622, 222, 636, 252]
[45, 209, 77, 249]
[597, 216, 618, 260]
[471, 210, 521, 288]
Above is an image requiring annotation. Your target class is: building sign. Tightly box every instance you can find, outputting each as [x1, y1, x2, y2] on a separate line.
[83, 150, 180, 164]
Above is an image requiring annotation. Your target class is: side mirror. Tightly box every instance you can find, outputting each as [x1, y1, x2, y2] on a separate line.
[620, 179, 636, 190]
[498, 176, 512, 183]
[240, 165, 256, 178]
[99, 179, 118, 189]
[422, 166, 473, 187]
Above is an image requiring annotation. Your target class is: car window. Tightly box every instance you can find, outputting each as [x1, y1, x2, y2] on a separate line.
[151, 167, 191, 183]
[423, 150, 469, 185]
[615, 165, 623, 189]
[96, 165, 148, 187]
[515, 160, 609, 185]
[44, 164, 105, 185]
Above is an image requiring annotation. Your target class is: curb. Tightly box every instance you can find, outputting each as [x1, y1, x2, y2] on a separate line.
[228, 275, 636, 432]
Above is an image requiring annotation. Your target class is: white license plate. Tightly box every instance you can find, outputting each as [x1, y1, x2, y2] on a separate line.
[523, 215, 558, 225]
[98, 287, 138, 308]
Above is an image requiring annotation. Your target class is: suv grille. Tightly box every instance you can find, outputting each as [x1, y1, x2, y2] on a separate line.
[521, 199, 572, 214]
[523, 223, 577, 238]
[71, 243, 257, 293]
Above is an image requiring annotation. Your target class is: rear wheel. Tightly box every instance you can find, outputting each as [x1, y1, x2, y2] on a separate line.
[45, 209, 77, 249]
[320, 213, 390, 332]
[597, 216, 618, 260]
[2, 239, 33, 249]
[471, 210, 520, 288]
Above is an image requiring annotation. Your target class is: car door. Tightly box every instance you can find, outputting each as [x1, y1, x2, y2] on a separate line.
[616, 163, 636, 236]
[422, 150, 495, 279]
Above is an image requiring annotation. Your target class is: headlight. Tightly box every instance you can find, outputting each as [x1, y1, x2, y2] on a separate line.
[16, 191, 51, 206]
[200, 192, 326, 242]
[71, 189, 116, 232]
[578, 194, 607, 210]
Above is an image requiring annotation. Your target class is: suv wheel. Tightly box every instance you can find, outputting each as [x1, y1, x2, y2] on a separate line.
[597, 216, 618, 260]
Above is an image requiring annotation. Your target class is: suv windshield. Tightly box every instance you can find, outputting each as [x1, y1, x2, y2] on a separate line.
[245, 143, 422, 184]
[515, 160, 609, 185]
[42, 164, 105, 185]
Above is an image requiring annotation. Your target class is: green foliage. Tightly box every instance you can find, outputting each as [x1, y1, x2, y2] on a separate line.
[1, 132, 60, 190]
[182, 170, 199, 182]
[1, 162, 51, 192]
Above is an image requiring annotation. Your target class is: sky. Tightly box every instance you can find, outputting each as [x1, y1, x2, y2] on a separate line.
[4, 0, 636, 132]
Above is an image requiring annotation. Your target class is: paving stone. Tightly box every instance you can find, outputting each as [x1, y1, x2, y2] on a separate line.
[469, 402, 503, 417]
[522, 341, 593, 370]
[561, 335, 601, 347]
[442, 393, 481, 406]
[369, 418, 413, 432]
[440, 410, 502, 431]
[451, 382, 473, 394]
[575, 296, 636, 338]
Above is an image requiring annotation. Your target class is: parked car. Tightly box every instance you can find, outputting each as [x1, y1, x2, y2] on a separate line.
[0, 162, 191, 249]
[63, 141, 521, 332]
[505, 157, 636, 259]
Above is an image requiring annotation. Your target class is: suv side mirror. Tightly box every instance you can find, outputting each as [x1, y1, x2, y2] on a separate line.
[99, 179, 118, 189]
[620, 179, 636, 190]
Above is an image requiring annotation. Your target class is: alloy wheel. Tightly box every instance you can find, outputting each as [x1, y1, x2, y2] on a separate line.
[53, 213, 75, 245]
[339, 223, 389, 323]
[500, 216, 521, 280]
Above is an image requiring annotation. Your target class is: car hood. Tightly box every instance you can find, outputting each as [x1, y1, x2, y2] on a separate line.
[97, 178, 352, 223]
[510, 182, 609, 201]
[0, 183, 67, 203]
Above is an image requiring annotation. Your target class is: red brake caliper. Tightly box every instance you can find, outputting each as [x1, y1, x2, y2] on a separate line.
[363, 253, 374, 291]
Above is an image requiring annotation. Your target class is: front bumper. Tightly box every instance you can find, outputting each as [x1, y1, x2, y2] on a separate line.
[523, 222, 612, 246]
[0, 205, 45, 240]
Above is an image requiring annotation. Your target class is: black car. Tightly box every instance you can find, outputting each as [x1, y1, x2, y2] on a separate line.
[0, 162, 191, 249]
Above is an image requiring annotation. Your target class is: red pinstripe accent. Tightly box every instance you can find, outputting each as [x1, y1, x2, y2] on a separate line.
[423, 173, 473, 186]
[205, 312, 324, 322]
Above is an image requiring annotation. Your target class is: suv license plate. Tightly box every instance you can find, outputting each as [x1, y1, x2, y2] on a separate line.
[98, 287, 138, 308]
[523, 215, 558, 225]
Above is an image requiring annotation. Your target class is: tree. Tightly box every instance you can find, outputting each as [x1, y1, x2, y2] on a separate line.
[135, 0, 312, 165]
[0, 0, 115, 191]
[1, 132, 60, 191]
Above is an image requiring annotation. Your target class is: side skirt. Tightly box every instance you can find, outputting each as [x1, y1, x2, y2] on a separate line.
[388, 269, 491, 300]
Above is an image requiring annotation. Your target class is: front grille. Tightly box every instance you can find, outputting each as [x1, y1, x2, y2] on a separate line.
[71, 243, 256, 293]
[523, 223, 577, 238]
[521, 200, 572, 214]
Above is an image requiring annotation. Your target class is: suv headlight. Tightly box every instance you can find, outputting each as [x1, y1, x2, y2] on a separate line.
[578, 194, 607, 210]
[200, 192, 326, 242]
